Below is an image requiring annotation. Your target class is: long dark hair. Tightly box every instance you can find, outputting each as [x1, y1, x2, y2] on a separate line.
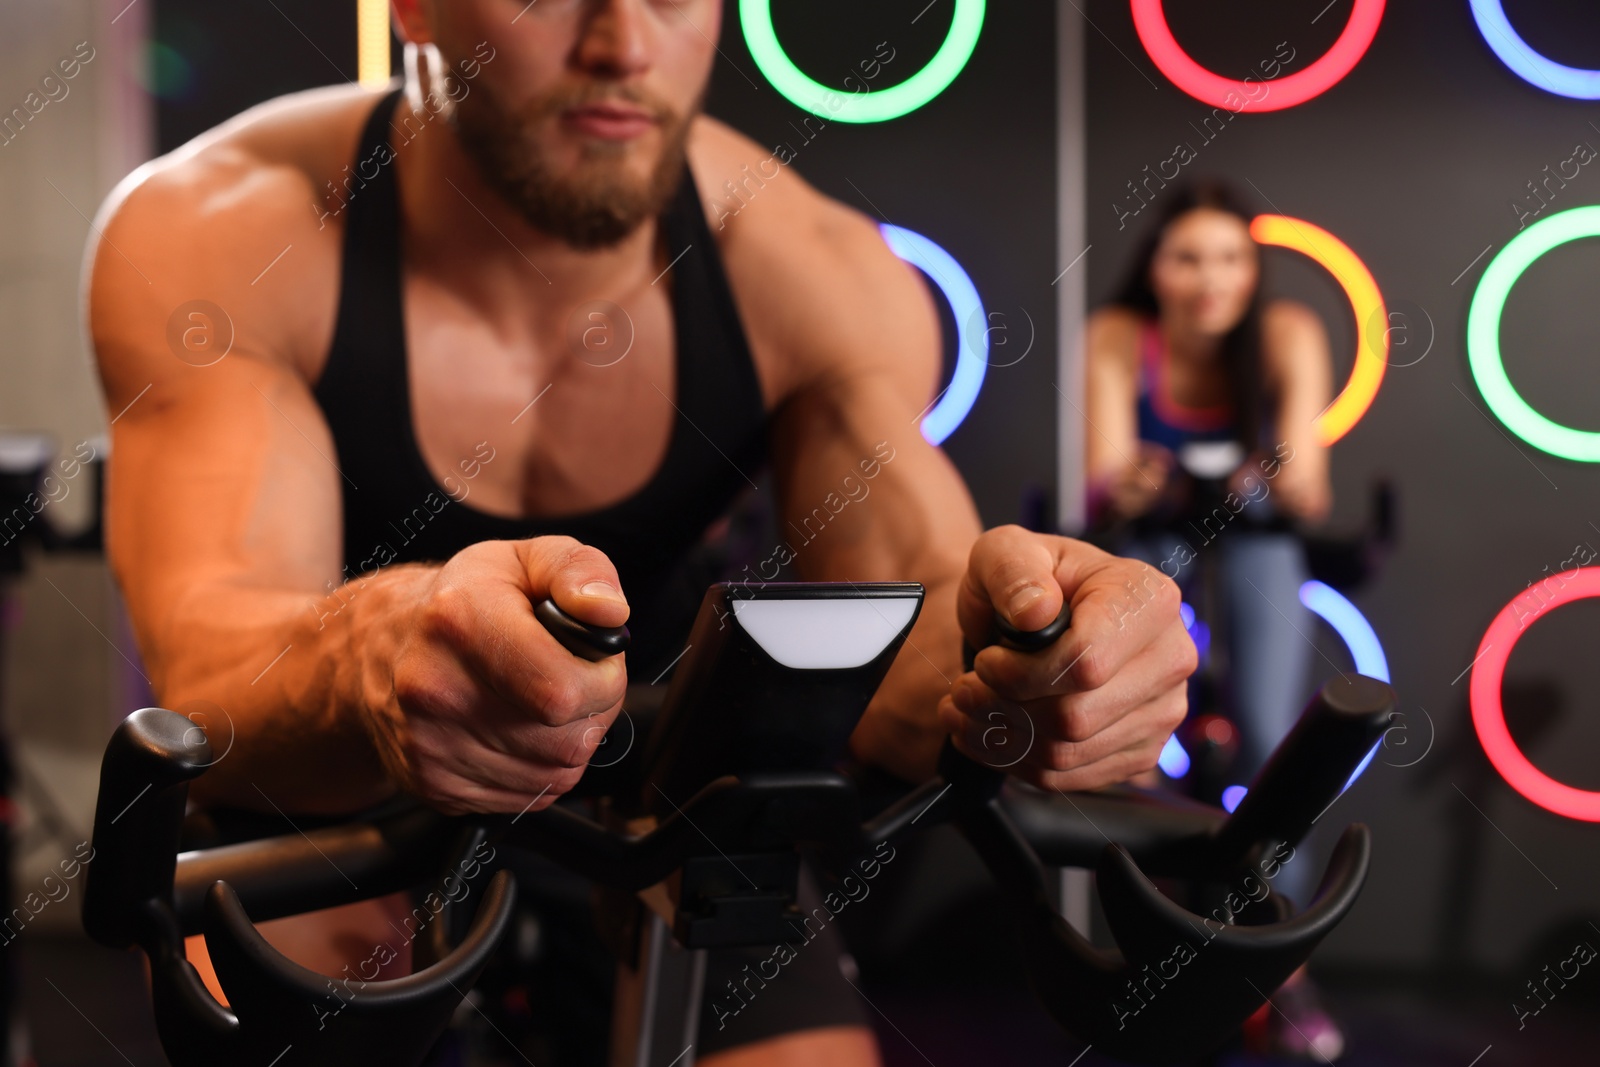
[1111, 178, 1266, 451]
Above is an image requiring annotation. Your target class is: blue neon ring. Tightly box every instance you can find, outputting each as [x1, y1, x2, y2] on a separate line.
[1158, 734, 1191, 778]
[879, 224, 987, 446]
[1469, 0, 1600, 100]
[1300, 579, 1389, 791]
[1300, 580, 1390, 682]
[1224, 582, 1391, 808]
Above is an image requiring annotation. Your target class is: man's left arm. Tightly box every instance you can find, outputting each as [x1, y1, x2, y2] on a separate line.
[762, 234, 974, 782]
[752, 205, 1194, 788]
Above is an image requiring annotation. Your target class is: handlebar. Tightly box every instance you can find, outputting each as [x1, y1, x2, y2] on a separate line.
[1085, 440, 1397, 596]
[83, 582, 1392, 1066]
[933, 599, 1385, 1061]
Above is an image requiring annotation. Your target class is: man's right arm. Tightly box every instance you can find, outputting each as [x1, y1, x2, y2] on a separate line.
[88, 145, 627, 816]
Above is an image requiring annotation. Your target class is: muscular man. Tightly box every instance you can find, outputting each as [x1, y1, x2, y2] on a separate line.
[86, 2, 1194, 1064]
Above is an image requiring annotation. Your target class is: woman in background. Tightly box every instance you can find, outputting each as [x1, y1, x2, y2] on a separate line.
[1084, 178, 1342, 1061]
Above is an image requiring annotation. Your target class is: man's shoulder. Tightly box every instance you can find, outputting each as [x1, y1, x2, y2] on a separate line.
[687, 114, 885, 269]
[108, 83, 377, 223]
[89, 85, 385, 378]
[99, 83, 381, 245]
[687, 116, 939, 398]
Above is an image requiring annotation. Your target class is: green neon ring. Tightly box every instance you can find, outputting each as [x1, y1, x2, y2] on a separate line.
[1467, 205, 1600, 462]
[740, 0, 985, 123]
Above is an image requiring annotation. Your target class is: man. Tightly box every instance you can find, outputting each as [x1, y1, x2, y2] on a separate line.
[86, 1, 1194, 1064]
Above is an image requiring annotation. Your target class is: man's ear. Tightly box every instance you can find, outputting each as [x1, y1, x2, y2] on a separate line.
[390, 0, 434, 44]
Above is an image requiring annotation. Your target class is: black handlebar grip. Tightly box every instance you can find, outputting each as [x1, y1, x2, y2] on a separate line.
[961, 602, 1072, 673]
[83, 708, 214, 951]
[1210, 673, 1395, 869]
[533, 598, 630, 662]
[943, 602, 1073, 794]
[991, 603, 1072, 655]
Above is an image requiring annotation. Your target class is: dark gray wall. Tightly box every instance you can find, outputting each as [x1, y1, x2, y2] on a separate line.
[706, 0, 1061, 532]
[155, 0, 360, 152]
[1085, 0, 1600, 972]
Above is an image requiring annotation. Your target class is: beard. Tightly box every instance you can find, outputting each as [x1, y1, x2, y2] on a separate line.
[446, 72, 696, 251]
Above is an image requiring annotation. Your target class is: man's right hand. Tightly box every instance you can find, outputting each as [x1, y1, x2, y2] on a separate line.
[373, 536, 630, 816]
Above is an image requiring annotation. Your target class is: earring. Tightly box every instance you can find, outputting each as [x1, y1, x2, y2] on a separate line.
[403, 41, 424, 113]
[403, 40, 449, 116]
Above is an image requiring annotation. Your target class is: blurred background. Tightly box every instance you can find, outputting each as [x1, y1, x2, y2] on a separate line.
[1, 0, 1598, 1063]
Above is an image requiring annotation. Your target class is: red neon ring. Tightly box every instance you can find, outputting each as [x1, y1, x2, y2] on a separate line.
[1129, 0, 1386, 113]
[1469, 566, 1600, 821]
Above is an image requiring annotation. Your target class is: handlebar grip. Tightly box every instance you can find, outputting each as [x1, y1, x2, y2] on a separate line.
[943, 603, 1073, 793]
[533, 598, 630, 661]
[990, 604, 1072, 655]
[83, 708, 213, 951]
[1210, 674, 1394, 869]
[961, 602, 1072, 672]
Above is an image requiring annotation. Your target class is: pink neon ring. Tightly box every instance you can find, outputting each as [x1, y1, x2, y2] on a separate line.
[1469, 566, 1600, 821]
[1129, 0, 1386, 113]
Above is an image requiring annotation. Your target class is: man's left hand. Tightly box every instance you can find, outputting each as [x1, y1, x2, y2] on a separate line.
[937, 526, 1197, 791]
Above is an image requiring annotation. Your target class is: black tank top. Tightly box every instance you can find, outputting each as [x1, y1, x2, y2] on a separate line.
[313, 89, 770, 677]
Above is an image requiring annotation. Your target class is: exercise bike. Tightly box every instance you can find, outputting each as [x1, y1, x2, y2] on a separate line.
[1082, 439, 1394, 805]
[81, 580, 1394, 1066]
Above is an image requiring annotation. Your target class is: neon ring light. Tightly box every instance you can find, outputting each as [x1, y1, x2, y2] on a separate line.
[1250, 215, 1387, 446]
[880, 224, 986, 445]
[1222, 582, 1390, 810]
[741, 0, 985, 123]
[1129, 0, 1385, 112]
[1470, 567, 1600, 821]
[1469, 0, 1600, 100]
[1302, 580, 1389, 792]
[1301, 581, 1389, 683]
[1467, 206, 1600, 462]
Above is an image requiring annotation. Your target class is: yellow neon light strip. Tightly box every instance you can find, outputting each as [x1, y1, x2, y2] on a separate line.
[1249, 215, 1387, 447]
[358, 0, 391, 88]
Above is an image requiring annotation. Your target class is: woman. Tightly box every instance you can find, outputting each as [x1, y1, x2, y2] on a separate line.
[1084, 178, 1343, 1061]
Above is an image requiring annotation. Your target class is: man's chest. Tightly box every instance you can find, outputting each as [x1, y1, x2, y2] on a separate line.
[395, 273, 783, 519]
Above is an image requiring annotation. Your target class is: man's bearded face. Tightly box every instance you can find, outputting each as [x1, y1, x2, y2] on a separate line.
[447, 68, 699, 250]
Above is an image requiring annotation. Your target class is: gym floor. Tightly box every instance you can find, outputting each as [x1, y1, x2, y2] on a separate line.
[866, 980, 1598, 1067]
[18, 932, 1597, 1067]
